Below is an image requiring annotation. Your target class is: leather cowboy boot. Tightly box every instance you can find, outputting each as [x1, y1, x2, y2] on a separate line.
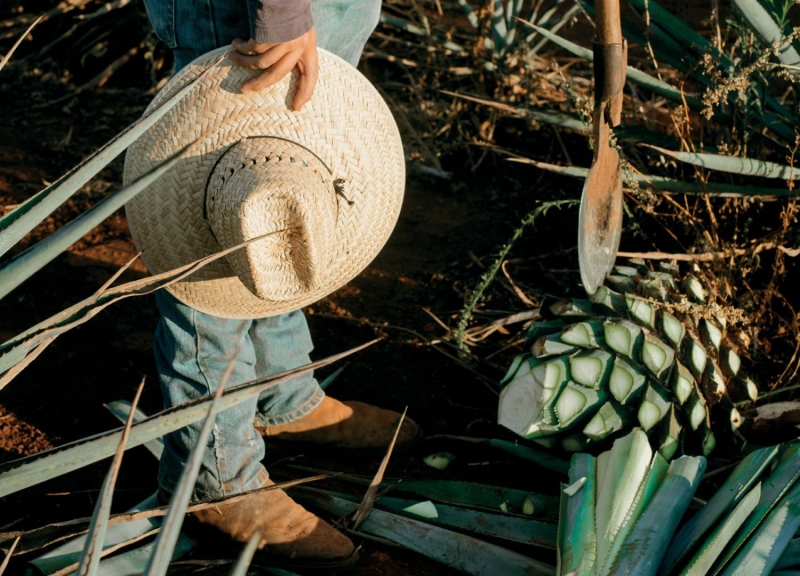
[257, 397, 420, 454]
[182, 479, 357, 572]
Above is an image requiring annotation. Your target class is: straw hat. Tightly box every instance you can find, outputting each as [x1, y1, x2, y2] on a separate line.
[123, 47, 405, 319]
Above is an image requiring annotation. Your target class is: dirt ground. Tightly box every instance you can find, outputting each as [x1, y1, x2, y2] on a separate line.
[0, 55, 577, 572]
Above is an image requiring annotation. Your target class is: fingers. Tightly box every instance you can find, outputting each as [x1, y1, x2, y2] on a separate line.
[230, 29, 319, 110]
[229, 43, 288, 70]
[292, 48, 318, 111]
[240, 53, 298, 94]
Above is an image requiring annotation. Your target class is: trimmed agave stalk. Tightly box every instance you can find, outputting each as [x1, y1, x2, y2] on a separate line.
[499, 262, 757, 457]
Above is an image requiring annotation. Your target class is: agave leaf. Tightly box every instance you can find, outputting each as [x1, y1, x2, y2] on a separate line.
[0, 232, 283, 387]
[287, 472, 561, 522]
[595, 430, 653, 569]
[0, 146, 189, 301]
[712, 441, 800, 573]
[625, 0, 711, 53]
[456, 0, 479, 28]
[510, 158, 797, 197]
[104, 401, 163, 459]
[775, 537, 800, 569]
[143, 360, 231, 576]
[31, 493, 163, 574]
[601, 451, 669, 573]
[661, 445, 778, 574]
[645, 145, 800, 179]
[558, 453, 597, 576]
[0, 64, 212, 260]
[608, 455, 707, 575]
[679, 482, 762, 576]
[525, 24, 700, 106]
[732, 0, 800, 71]
[583, 401, 632, 441]
[75, 381, 144, 576]
[482, 438, 569, 475]
[378, 14, 465, 52]
[0, 342, 372, 499]
[291, 487, 555, 576]
[321, 490, 557, 548]
[90, 534, 196, 576]
[720, 480, 800, 575]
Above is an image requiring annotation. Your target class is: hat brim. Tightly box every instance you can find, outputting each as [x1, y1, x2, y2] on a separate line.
[124, 47, 405, 319]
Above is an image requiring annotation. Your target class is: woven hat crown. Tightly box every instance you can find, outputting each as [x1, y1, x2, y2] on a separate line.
[205, 137, 338, 302]
[123, 47, 405, 319]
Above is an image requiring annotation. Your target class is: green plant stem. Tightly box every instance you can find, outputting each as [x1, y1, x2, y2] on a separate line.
[453, 199, 578, 356]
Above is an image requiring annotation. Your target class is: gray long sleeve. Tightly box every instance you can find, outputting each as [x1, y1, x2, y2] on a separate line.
[253, 0, 314, 44]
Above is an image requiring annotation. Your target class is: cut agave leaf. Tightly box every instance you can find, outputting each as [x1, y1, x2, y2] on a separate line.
[403, 501, 439, 519]
[660, 445, 778, 575]
[526, 320, 566, 344]
[561, 434, 592, 453]
[533, 356, 571, 404]
[600, 450, 669, 574]
[719, 347, 742, 379]
[678, 483, 762, 576]
[532, 334, 577, 357]
[609, 357, 647, 405]
[423, 452, 455, 470]
[561, 320, 605, 348]
[607, 455, 706, 575]
[595, 430, 654, 570]
[604, 319, 644, 360]
[583, 401, 632, 442]
[570, 350, 614, 390]
[550, 298, 594, 317]
[498, 356, 569, 439]
[589, 286, 627, 315]
[558, 453, 597, 576]
[606, 275, 637, 293]
[292, 488, 555, 576]
[555, 381, 607, 428]
[656, 406, 682, 461]
[661, 313, 686, 349]
[626, 294, 657, 329]
[713, 442, 800, 572]
[702, 429, 716, 456]
[683, 275, 708, 304]
[671, 362, 695, 405]
[683, 336, 709, 378]
[642, 333, 675, 381]
[638, 382, 672, 432]
[702, 361, 727, 406]
[719, 480, 800, 576]
[687, 392, 708, 430]
[775, 537, 800, 570]
[730, 376, 759, 403]
[699, 319, 724, 352]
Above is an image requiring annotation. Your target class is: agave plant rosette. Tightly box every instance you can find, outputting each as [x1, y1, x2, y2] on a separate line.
[499, 261, 755, 457]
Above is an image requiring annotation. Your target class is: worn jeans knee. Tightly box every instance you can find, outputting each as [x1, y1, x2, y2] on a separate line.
[154, 291, 322, 499]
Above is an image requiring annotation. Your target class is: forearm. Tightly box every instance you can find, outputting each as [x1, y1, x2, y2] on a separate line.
[254, 0, 314, 44]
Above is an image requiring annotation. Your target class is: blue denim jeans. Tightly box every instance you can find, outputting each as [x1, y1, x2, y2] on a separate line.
[144, 0, 382, 500]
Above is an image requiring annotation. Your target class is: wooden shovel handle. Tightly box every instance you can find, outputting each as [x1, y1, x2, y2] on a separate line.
[595, 0, 622, 44]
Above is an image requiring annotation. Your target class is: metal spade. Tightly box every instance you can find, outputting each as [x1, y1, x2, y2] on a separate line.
[578, 0, 626, 295]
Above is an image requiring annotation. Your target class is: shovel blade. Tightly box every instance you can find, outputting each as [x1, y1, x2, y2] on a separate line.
[578, 145, 623, 295]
